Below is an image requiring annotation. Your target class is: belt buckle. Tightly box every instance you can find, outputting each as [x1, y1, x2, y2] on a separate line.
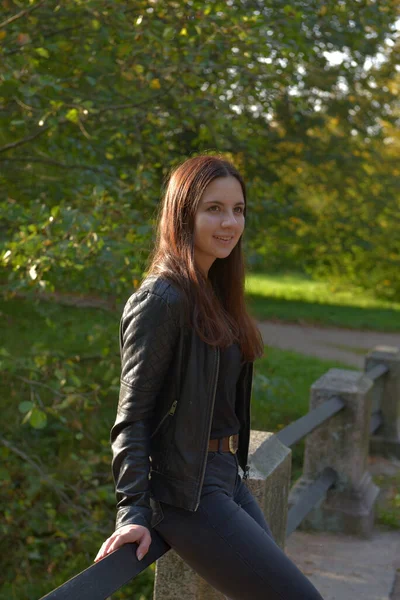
[228, 434, 238, 454]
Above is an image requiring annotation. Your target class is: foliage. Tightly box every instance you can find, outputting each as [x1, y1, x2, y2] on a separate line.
[0, 350, 115, 597]
[294, 116, 400, 301]
[1, 188, 150, 296]
[1, 0, 399, 300]
[0, 287, 157, 598]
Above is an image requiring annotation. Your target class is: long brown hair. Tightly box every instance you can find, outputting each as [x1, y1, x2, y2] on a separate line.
[145, 153, 264, 362]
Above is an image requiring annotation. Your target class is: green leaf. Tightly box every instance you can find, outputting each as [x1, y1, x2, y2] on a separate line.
[69, 374, 81, 387]
[18, 401, 34, 414]
[163, 27, 175, 40]
[65, 108, 79, 124]
[85, 76, 96, 86]
[29, 407, 47, 429]
[35, 48, 50, 58]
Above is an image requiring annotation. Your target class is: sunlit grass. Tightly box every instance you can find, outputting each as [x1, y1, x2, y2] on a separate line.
[245, 272, 400, 308]
[245, 272, 400, 331]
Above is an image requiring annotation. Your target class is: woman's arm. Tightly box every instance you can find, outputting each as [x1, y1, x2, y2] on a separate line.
[110, 288, 180, 532]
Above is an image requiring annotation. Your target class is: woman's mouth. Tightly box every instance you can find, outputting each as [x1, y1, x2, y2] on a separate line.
[213, 235, 233, 244]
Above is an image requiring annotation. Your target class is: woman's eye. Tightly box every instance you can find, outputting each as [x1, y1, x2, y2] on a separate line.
[207, 205, 244, 214]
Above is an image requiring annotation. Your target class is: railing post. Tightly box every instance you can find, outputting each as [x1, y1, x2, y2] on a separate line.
[153, 549, 214, 600]
[365, 346, 400, 459]
[153, 430, 291, 599]
[288, 368, 379, 538]
[244, 430, 292, 550]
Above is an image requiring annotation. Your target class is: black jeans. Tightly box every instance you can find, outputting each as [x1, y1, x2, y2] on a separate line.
[154, 450, 324, 600]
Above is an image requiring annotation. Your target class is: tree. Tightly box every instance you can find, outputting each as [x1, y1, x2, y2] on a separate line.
[1, 0, 399, 299]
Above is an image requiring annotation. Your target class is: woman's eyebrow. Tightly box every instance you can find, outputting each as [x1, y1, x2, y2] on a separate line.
[203, 199, 245, 206]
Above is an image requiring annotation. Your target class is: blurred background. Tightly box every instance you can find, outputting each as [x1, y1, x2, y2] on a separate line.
[0, 1, 399, 598]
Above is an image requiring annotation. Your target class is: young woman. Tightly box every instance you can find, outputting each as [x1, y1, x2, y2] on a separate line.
[94, 155, 324, 599]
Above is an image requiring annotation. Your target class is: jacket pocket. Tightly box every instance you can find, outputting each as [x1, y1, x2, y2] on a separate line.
[150, 399, 178, 440]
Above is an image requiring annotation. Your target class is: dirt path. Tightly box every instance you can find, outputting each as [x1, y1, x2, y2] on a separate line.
[257, 321, 400, 368]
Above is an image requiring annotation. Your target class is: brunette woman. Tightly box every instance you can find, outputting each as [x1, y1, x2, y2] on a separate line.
[94, 154, 324, 599]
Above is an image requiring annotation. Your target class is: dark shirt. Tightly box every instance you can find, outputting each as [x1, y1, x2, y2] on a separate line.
[210, 342, 243, 439]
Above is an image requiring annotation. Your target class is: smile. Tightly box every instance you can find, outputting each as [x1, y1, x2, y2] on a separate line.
[213, 236, 233, 243]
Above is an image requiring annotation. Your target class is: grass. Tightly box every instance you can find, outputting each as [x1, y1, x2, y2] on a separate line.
[253, 346, 358, 430]
[245, 272, 400, 331]
[372, 470, 400, 530]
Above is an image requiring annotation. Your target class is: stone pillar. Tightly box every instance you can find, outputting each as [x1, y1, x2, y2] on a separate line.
[365, 346, 400, 459]
[153, 549, 220, 600]
[245, 430, 292, 551]
[153, 430, 292, 599]
[288, 368, 380, 538]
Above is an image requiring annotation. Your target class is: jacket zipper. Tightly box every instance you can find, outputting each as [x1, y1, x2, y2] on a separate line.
[194, 346, 220, 510]
[150, 399, 178, 439]
[150, 310, 184, 442]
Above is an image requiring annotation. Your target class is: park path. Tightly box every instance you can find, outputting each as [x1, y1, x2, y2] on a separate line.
[257, 320, 400, 599]
[284, 456, 400, 600]
[257, 320, 400, 368]
[285, 522, 400, 600]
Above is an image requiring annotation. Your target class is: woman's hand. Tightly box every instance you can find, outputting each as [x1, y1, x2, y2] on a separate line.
[94, 524, 152, 563]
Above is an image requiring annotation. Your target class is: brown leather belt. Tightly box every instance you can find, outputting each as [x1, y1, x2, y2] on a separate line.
[208, 433, 239, 454]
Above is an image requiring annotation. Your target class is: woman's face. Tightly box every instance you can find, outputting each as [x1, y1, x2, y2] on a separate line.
[193, 176, 245, 277]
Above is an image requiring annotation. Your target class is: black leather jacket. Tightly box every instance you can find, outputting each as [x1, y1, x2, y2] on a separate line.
[110, 275, 254, 531]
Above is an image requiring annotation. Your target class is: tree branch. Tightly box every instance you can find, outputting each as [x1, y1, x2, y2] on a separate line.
[5, 25, 84, 56]
[94, 80, 177, 115]
[0, 434, 92, 517]
[0, 156, 106, 172]
[0, 0, 47, 30]
[0, 125, 51, 153]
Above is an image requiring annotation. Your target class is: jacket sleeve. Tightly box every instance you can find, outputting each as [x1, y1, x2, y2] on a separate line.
[110, 288, 180, 531]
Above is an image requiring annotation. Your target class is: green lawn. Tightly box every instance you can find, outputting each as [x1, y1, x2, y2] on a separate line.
[245, 272, 400, 331]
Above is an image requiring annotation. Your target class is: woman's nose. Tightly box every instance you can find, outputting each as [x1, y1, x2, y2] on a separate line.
[221, 212, 239, 227]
